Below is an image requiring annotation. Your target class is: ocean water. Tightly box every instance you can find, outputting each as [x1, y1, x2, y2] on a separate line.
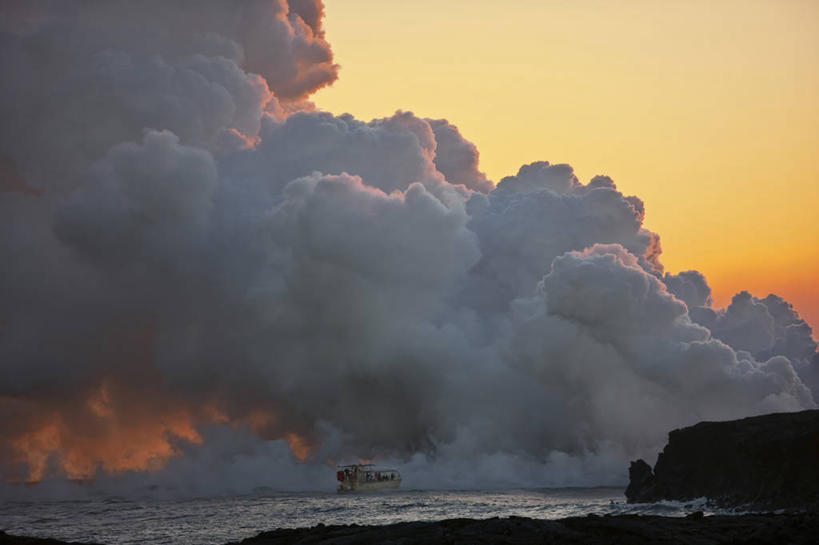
[0, 487, 727, 545]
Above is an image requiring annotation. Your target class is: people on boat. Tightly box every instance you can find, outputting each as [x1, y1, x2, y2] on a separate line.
[337, 464, 400, 490]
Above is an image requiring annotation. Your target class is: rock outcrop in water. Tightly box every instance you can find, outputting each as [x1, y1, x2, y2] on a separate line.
[626, 409, 819, 507]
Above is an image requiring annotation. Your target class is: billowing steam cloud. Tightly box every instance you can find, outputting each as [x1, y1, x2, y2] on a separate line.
[1, 0, 816, 495]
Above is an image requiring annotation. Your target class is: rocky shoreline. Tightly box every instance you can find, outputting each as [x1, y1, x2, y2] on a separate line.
[4, 512, 819, 545]
[229, 513, 819, 544]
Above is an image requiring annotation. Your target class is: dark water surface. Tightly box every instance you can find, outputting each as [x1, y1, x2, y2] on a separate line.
[1, 488, 718, 545]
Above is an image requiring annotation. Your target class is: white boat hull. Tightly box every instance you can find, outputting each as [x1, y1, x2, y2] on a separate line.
[338, 478, 401, 493]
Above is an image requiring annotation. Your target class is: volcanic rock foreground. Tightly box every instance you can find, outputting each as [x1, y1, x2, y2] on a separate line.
[4, 514, 819, 545]
[626, 409, 819, 507]
[229, 514, 819, 544]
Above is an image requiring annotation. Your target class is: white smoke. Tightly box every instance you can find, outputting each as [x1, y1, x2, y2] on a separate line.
[0, 0, 816, 497]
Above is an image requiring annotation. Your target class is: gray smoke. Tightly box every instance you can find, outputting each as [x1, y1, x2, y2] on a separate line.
[0, 0, 816, 497]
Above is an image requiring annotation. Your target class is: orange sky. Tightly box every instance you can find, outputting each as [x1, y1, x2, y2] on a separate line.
[314, 0, 819, 334]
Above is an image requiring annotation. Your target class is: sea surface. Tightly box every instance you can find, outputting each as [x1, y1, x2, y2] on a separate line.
[1, 488, 723, 545]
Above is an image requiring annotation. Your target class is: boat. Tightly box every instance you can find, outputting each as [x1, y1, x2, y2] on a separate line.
[336, 463, 401, 492]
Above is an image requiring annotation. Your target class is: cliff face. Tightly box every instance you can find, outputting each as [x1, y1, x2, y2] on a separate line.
[626, 410, 819, 507]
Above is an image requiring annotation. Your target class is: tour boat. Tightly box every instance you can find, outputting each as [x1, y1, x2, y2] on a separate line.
[336, 463, 401, 492]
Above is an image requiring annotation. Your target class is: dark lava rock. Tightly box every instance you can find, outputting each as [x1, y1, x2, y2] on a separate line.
[6, 514, 819, 545]
[626, 409, 819, 508]
[625, 459, 656, 502]
[227, 513, 819, 544]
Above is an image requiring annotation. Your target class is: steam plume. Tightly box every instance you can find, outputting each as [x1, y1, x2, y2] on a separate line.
[0, 0, 816, 495]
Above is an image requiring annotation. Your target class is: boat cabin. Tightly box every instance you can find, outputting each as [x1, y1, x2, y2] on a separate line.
[336, 463, 401, 492]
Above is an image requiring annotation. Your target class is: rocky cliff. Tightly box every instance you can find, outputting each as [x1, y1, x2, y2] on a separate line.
[626, 409, 819, 508]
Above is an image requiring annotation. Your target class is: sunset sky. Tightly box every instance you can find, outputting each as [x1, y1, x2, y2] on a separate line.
[315, 0, 819, 332]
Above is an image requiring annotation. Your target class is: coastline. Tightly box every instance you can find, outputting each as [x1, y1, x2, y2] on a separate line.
[4, 512, 818, 545]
